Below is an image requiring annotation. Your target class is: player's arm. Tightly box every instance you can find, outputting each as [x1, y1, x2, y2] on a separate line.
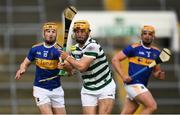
[58, 60, 74, 75]
[111, 51, 132, 83]
[152, 64, 165, 80]
[15, 57, 31, 80]
[61, 51, 94, 72]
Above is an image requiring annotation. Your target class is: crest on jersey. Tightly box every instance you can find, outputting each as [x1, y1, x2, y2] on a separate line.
[153, 53, 158, 59]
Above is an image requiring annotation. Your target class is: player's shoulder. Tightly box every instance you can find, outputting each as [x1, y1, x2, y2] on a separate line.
[54, 43, 63, 50]
[32, 42, 43, 48]
[131, 43, 141, 48]
[151, 45, 160, 51]
[89, 39, 99, 47]
[88, 41, 99, 47]
[84, 39, 99, 49]
[89, 38, 96, 43]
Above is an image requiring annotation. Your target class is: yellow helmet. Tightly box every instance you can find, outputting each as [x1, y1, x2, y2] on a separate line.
[43, 22, 58, 31]
[73, 20, 90, 32]
[141, 25, 155, 35]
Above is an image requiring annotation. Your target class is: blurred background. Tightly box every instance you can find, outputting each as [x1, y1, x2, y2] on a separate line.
[0, 0, 180, 114]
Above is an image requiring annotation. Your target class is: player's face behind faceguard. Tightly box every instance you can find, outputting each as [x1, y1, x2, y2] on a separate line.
[43, 22, 58, 45]
[141, 25, 155, 47]
[73, 20, 91, 45]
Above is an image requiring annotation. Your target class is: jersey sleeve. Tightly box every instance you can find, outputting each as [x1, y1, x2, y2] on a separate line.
[83, 43, 99, 59]
[122, 45, 134, 57]
[27, 47, 36, 61]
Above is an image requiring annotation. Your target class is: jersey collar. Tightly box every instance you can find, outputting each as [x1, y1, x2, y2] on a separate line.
[140, 40, 151, 50]
[77, 37, 91, 49]
[43, 42, 55, 48]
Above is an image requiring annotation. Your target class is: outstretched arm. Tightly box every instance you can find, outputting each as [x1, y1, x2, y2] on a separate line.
[15, 57, 31, 80]
[111, 51, 132, 83]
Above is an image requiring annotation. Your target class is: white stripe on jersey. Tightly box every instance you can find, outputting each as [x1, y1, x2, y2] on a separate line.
[83, 61, 108, 75]
[83, 66, 110, 83]
[84, 74, 112, 88]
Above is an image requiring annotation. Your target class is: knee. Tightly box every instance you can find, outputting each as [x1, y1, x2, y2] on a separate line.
[148, 102, 157, 112]
[99, 106, 112, 114]
[98, 99, 114, 114]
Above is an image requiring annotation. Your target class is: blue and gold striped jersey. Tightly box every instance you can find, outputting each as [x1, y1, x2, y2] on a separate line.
[27, 42, 61, 90]
[123, 42, 160, 86]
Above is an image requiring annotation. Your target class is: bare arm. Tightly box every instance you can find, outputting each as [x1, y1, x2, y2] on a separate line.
[61, 51, 94, 72]
[15, 57, 31, 80]
[58, 60, 74, 75]
[111, 51, 132, 83]
[153, 65, 165, 80]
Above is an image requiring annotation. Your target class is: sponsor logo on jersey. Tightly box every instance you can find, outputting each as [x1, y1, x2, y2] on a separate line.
[36, 52, 41, 55]
[35, 58, 58, 70]
[139, 51, 145, 55]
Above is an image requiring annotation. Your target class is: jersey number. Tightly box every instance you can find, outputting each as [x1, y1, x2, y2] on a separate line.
[43, 51, 48, 57]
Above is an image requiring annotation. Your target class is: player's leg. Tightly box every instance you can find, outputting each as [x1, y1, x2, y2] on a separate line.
[52, 107, 66, 114]
[34, 95, 53, 114]
[38, 103, 53, 114]
[98, 81, 116, 114]
[82, 106, 97, 114]
[81, 93, 97, 114]
[135, 90, 157, 114]
[121, 97, 139, 114]
[98, 98, 114, 114]
[123, 84, 150, 114]
[33, 86, 53, 114]
[51, 86, 66, 114]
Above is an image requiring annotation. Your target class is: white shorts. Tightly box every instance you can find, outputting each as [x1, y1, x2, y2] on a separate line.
[81, 80, 116, 106]
[33, 86, 65, 108]
[124, 84, 148, 100]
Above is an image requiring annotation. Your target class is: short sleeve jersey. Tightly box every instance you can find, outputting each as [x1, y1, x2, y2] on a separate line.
[122, 42, 160, 86]
[71, 38, 113, 91]
[27, 42, 62, 90]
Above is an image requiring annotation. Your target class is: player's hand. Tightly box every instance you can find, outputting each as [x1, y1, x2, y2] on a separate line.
[122, 75, 132, 83]
[15, 69, 25, 80]
[58, 62, 65, 69]
[154, 71, 165, 80]
[60, 51, 70, 60]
